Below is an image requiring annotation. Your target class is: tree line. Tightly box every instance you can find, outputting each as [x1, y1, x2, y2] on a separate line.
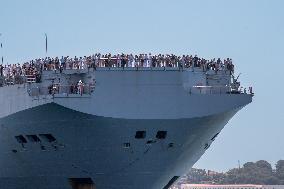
[182, 160, 284, 185]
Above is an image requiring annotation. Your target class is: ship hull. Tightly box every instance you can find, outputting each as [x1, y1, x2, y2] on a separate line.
[0, 103, 240, 189]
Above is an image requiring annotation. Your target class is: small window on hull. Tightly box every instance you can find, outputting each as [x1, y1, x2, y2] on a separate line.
[156, 131, 167, 139]
[123, 143, 131, 148]
[135, 131, 146, 139]
[15, 135, 27, 144]
[26, 135, 41, 143]
[39, 134, 56, 142]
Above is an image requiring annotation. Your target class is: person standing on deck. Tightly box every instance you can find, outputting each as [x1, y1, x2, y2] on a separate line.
[77, 80, 84, 96]
[0, 64, 3, 77]
[148, 53, 152, 67]
[144, 54, 148, 67]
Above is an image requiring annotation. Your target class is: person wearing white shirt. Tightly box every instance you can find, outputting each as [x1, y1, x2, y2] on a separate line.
[128, 54, 133, 67]
[144, 54, 149, 67]
[148, 53, 152, 67]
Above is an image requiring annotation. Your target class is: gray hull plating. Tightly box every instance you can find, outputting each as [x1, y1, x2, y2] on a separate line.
[0, 103, 239, 189]
[0, 69, 252, 188]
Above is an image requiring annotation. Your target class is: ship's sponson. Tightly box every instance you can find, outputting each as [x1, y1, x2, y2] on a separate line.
[0, 68, 252, 120]
[0, 67, 252, 189]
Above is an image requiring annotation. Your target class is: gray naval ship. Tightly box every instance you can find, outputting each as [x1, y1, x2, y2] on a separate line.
[0, 57, 253, 189]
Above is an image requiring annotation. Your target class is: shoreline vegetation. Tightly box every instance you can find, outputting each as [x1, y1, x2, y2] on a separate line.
[173, 160, 284, 186]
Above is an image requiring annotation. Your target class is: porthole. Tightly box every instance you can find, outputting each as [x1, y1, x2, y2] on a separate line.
[135, 131, 146, 139]
[15, 135, 27, 144]
[156, 131, 167, 139]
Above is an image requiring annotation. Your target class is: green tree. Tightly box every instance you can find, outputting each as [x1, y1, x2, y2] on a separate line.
[276, 160, 284, 184]
[187, 160, 282, 185]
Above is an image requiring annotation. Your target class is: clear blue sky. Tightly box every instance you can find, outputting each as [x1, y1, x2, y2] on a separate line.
[0, 0, 283, 172]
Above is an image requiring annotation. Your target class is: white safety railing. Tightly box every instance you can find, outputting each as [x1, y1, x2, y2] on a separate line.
[28, 84, 253, 97]
[189, 85, 254, 95]
[26, 75, 36, 83]
[28, 84, 95, 97]
[0, 75, 37, 87]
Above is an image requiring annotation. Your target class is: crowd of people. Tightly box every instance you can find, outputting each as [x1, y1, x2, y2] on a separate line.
[0, 53, 235, 86]
[0, 62, 41, 85]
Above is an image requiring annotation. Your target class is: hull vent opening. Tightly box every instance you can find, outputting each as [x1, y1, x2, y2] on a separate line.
[168, 143, 174, 148]
[156, 131, 167, 139]
[163, 176, 180, 189]
[204, 143, 210, 150]
[211, 132, 220, 141]
[39, 134, 56, 142]
[147, 140, 156, 144]
[26, 135, 41, 143]
[135, 131, 146, 139]
[69, 178, 96, 189]
[15, 135, 28, 144]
